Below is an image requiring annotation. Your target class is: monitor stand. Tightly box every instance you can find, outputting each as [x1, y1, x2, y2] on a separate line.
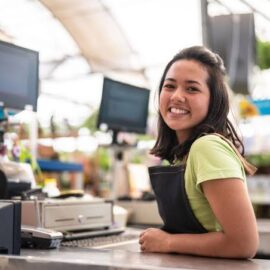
[111, 130, 135, 147]
[112, 130, 119, 145]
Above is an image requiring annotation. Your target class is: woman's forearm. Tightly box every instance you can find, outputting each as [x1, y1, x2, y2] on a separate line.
[166, 231, 258, 258]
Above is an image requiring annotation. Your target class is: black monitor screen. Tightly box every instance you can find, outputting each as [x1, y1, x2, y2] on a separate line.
[208, 13, 256, 95]
[0, 40, 39, 111]
[97, 77, 150, 134]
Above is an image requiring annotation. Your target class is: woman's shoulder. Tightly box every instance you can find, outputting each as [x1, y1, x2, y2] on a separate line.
[188, 134, 245, 180]
[190, 134, 237, 157]
[191, 134, 227, 149]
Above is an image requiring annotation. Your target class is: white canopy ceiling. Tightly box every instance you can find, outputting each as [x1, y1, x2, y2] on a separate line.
[0, 0, 270, 127]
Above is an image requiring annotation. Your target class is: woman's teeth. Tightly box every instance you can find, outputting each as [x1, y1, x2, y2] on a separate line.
[170, 108, 188, 114]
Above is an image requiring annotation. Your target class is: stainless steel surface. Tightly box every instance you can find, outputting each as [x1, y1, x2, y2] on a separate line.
[1, 225, 270, 270]
[18, 247, 270, 270]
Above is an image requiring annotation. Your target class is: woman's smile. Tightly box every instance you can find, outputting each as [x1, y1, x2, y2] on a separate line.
[169, 106, 190, 116]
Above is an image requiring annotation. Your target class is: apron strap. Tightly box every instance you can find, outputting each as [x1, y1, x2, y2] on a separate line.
[212, 133, 257, 176]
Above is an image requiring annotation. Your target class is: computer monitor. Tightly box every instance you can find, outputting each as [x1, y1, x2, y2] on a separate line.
[97, 77, 150, 144]
[0, 40, 39, 112]
[208, 13, 256, 95]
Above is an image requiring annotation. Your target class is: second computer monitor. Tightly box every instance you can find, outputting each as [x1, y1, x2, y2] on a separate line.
[97, 77, 150, 139]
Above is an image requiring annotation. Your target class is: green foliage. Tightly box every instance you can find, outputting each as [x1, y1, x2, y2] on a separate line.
[257, 39, 270, 70]
[130, 154, 144, 164]
[247, 154, 270, 167]
[97, 148, 111, 171]
[81, 110, 99, 132]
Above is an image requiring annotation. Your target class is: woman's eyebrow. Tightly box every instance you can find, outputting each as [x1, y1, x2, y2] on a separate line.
[186, 80, 202, 86]
[164, 78, 176, 82]
[164, 78, 202, 86]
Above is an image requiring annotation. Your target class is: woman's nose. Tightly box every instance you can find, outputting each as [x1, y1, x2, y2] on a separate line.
[171, 88, 186, 102]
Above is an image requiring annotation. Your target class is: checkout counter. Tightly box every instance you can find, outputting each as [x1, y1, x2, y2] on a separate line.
[1, 168, 270, 269]
[1, 214, 270, 269]
[1, 210, 270, 270]
[1, 197, 270, 270]
[1, 240, 270, 270]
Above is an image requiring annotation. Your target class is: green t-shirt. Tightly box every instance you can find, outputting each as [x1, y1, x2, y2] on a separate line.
[184, 134, 246, 232]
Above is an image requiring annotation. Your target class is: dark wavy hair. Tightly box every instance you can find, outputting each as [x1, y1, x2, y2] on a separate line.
[150, 46, 244, 164]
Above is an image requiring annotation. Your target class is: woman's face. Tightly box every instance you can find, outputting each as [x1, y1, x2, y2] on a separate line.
[159, 59, 210, 143]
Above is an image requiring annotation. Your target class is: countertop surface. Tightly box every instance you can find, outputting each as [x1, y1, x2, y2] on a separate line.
[0, 241, 268, 270]
[0, 224, 270, 270]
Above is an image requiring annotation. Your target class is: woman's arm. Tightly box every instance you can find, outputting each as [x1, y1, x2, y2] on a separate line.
[139, 178, 259, 258]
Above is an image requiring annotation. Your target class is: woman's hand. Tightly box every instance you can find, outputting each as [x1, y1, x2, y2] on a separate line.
[139, 228, 171, 253]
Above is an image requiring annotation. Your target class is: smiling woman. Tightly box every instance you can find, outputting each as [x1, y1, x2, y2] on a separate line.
[139, 46, 258, 259]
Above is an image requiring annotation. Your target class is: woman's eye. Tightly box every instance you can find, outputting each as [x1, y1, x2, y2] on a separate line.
[163, 84, 175, 89]
[187, 87, 198, 92]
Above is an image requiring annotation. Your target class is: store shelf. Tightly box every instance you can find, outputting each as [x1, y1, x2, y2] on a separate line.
[37, 159, 83, 172]
[37, 159, 84, 189]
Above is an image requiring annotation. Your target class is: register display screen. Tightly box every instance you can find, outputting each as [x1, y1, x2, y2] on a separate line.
[97, 77, 150, 134]
[0, 40, 39, 111]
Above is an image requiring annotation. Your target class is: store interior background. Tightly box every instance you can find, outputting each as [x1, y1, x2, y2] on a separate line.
[1, 0, 270, 218]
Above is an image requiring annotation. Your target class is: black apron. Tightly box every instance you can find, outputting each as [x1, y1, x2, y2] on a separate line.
[148, 165, 207, 234]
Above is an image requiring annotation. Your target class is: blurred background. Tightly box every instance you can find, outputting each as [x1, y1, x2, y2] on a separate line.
[1, 0, 270, 208]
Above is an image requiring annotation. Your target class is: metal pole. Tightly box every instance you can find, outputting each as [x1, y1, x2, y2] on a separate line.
[200, 0, 210, 47]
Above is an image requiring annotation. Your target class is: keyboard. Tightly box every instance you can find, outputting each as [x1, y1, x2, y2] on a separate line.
[62, 232, 139, 249]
